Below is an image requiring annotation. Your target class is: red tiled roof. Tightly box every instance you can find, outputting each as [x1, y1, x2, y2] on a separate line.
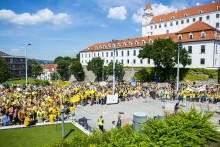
[146, 3, 152, 9]
[0, 51, 10, 56]
[151, 1, 220, 24]
[81, 22, 220, 52]
[42, 64, 57, 73]
[177, 21, 218, 34]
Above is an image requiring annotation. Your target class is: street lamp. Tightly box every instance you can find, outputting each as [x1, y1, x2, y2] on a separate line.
[176, 43, 181, 93]
[25, 43, 31, 87]
[112, 39, 118, 95]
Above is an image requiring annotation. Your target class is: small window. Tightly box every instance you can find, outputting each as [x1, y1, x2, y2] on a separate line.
[116, 59, 118, 63]
[106, 52, 108, 57]
[176, 21, 178, 25]
[121, 59, 123, 64]
[108, 44, 111, 48]
[82, 60, 83, 63]
[206, 15, 210, 20]
[123, 42, 126, 46]
[127, 50, 129, 56]
[116, 51, 118, 56]
[159, 24, 161, 28]
[99, 46, 102, 49]
[81, 54, 83, 58]
[170, 22, 173, 26]
[151, 20, 154, 23]
[181, 20, 184, 24]
[133, 50, 136, 56]
[102, 52, 104, 57]
[200, 31, 206, 38]
[166, 30, 169, 34]
[188, 46, 192, 54]
[198, 10, 202, 14]
[160, 18, 163, 22]
[121, 51, 124, 56]
[149, 39, 153, 44]
[189, 33, 193, 39]
[216, 23, 219, 28]
[98, 53, 100, 57]
[89, 53, 91, 58]
[193, 18, 196, 22]
[155, 25, 157, 29]
[151, 26, 153, 29]
[184, 13, 188, 17]
[140, 59, 143, 64]
[199, 17, 202, 21]
[201, 45, 205, 53]
[171, 16, 175, 19]
[200, 58, 205, 65]
[111, 52, 113, 57]
[148, 58, 150, 64]
[216, 13, 219, 18]
[142, 40, 145, 45]
[133, 59, 136, 64]
[135, 41, 138, 45]
[127, 59, 129, 64]
[187, 19, 189, 23]
[151, 32, 153, 35]
[178, 34, 182, 40]
[94, 53, 96, 57]
[106, 60, 108, 64]
[118, 43, 120, 47]
[129, 42, 132, 46]
[164, 23, 167, 27]
[217, 6, 220, 11]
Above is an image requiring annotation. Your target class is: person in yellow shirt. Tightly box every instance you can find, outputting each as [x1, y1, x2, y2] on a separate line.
[24, 113, 36, 126]
[69, 105, 75, 122]
[49, 113, 56, 123]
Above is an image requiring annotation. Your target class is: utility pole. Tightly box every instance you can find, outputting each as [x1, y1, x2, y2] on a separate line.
[25, 43, 31, 87]
[176, 44, 181, 92]
[112, 40, 117, 95]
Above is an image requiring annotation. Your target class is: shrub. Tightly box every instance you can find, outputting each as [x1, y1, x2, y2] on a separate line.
[7, 78, 21, 81]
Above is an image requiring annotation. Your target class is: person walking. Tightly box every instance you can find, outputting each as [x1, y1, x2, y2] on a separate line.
[117, 115, 122, 128]
[98, 116, 104, 132]
[174, 102, 179, 115]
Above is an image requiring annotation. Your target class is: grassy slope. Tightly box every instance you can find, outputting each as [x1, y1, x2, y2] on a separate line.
[2, 78, 38, 87]
[0, 123, 86, 147]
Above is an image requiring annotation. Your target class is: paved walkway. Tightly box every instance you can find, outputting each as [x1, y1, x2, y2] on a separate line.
[74, 97, 220, 130]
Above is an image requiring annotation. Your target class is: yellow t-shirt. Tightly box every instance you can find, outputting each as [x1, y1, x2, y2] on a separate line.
[49, 114, 55, 123]
[24, 117, 30, 126]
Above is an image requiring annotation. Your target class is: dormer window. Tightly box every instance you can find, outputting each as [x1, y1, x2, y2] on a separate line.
[95, 46, 98, 49]
[151, 20, 154, 23]
[149, 39, 153, 44]
[135, 41, 139, 45]
[189, 33, 193, 39]
[108, 44, 111, 48]
[184, 13, 188, 17]
[129, 42, 132, 46]
[87, 47, 89, 50]
[171, 16, 175, 19]
[99, 46, 102, 49]
[160, 18, 163, 22]
[200, 31, 206, 38]
[103, 45, 106, 48]
[142, 40, 145, 45]
[178, 34, 182, 40]
[217, 6, 220, 10]
[123, 42, 126, 46]
[118, 43, 120, 47]
[198, 10, 202, 14]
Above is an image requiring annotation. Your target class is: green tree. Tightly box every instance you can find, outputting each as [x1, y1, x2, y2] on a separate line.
[0, 56, 10, 83]
[69, 61, 84, 81]
[87, 57, 104, 81]
[27, 59, 43, 78]
[105, 61, 125, 81]
[57, 60, 71, 81]
[134, 67, 154, 82]
[138, 38, 191, 81]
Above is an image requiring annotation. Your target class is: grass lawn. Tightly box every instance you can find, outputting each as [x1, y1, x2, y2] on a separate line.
[0, 123, 86, 147]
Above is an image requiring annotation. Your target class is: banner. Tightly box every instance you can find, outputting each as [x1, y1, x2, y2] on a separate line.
[57, 81, 69, 86]
[100, 82, 107, 86]
[158, 83, 168, 87]
[143, 83, 148, 87]
[186, 85, 206, 92]
[106, 95, 118, 104]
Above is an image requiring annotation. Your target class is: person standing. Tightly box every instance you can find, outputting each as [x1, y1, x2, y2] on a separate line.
[98, 116, 104, 132]
[112, 121, 116, 130]
[117, 115, 122, 128]
[174, 102, 179, 115]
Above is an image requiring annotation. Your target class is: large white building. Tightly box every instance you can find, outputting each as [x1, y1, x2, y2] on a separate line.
[80, 2, 220, 69]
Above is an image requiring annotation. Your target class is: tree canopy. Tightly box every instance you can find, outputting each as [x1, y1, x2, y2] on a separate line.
[87, 57, 104, 81]
[138, 38, 191, 81]
[69, 61, 84, 81]
[0, 56, 10, 83]
[27, 59, 43, 78]
[105, 61, 125, 81]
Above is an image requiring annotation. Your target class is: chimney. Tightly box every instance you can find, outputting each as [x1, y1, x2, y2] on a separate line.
[197, 3, 200, 6]
[212, 1, 215, 3]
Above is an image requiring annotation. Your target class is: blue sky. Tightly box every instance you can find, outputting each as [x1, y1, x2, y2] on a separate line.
[0, 0, 213, 60]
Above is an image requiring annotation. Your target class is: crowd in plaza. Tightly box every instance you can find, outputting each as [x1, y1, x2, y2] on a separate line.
[0, 80, 219, 127]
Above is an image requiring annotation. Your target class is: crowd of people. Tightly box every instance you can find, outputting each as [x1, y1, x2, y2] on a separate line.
[0, 81, 219, 128]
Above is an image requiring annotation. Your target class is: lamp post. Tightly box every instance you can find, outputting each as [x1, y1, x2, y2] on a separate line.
[176, 43, 181, 93]
[112, 40, 118, 95]
[25, 43, 31, 87]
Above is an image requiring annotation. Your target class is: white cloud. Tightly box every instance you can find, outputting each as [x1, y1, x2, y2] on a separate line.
[107, 6, 127, 20]
[100, 24, 107, 28]
[0, 8, 71, 25]
[132, 3, 175, 23]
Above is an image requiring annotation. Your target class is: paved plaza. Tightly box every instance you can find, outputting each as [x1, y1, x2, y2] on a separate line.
[74, 97, 220, 130]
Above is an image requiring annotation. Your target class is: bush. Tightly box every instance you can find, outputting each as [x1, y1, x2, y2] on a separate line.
[49, 106, 220, 146]
[7, 78, 21, 81]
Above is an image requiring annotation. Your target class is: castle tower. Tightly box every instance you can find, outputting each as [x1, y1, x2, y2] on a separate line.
[142, 3, 154, 36]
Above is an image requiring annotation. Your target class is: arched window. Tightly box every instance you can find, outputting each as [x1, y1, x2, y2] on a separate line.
[123, 42, 126, 46]
[142, 40, 145, 45]
[189, 33, 193, 39]
[200, 31, 206, 38]
[184, 13, 188, 17]
[135, 41, 139, 45]
[95, 46, 98, 49]
[118, 43, 120, 47]
[178, 34, 182, 40]
[99, 45, 102, 49]
[103, 45, 106, 48]
[149, 39, 153, 44]
[129, 42, 132, 46]
[217, 6, 220, 10]
[171, 16, 175, 19]
[198, 10, 202, 14]
[160, 18, 163, 22]
[108, 44, 111, 48]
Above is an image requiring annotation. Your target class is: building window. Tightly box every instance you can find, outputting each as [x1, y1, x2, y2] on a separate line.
[133, 50, 136, 56]
[171, 16, 175, 19]
[127, 50, 129, 56]
[198, 10, 202, 14]
[149, 39, 153, 44]
[201, 45, 205, 53]
[106, 52, 108, 57]
[129, 42, 132, 46]
[151, 32, 153, 35]
[82, 60, 83, 63]
[187, 19, 189, 23]
[160, 18, 163, 22]
[148, 58, 150, 64]
[216, 45, 218, 54]
[116, 51, 118, 56]
[142, 40, 145, 45]
[81, 54, 83, 58]
[94, 53, 96, 57]
[151, 26, 153, 29]
[193, 18, 196, 22]
[159, 24, 161, 28]
[123, 42, 126, 46]
[140, 59, 143, 64]
[200, 58, 205, 65]
[200, 31, 206, 38]
[121, 51, 124, 56]
[188, 46, 192, 54]
[216, 13, 219, 18]
[199, 17, 202, 21]
[178, 34, 182, 40]
[184, 13, 188, 17]
[85, 54, 87, 58]
[216, 23, 219, 28]
[176, 21, 178, 25]
[89, 53, 91, 58]
[135, 41, 138, 45]
[116, 59, 118, 63]
[181, 20, 184, 24]
[133, 59, 136, 64]
[127, 59, 129, 64]
[121, 59, 123, 64]
[217, 6, 220, 11]
[98, 53, 100, 57]
[189, 33, 193, 39]
[164, 23, 167, 27]
[106, 60, 108, 64]
[206, 15, 210, 20]
[118, 43, 120, 47]
[170, 22, 173, 26]
[166, 30, 169, 34]
[155, 25, 157, 29]
[111, 52, 113, 57]
[102, 52, 104, 57]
